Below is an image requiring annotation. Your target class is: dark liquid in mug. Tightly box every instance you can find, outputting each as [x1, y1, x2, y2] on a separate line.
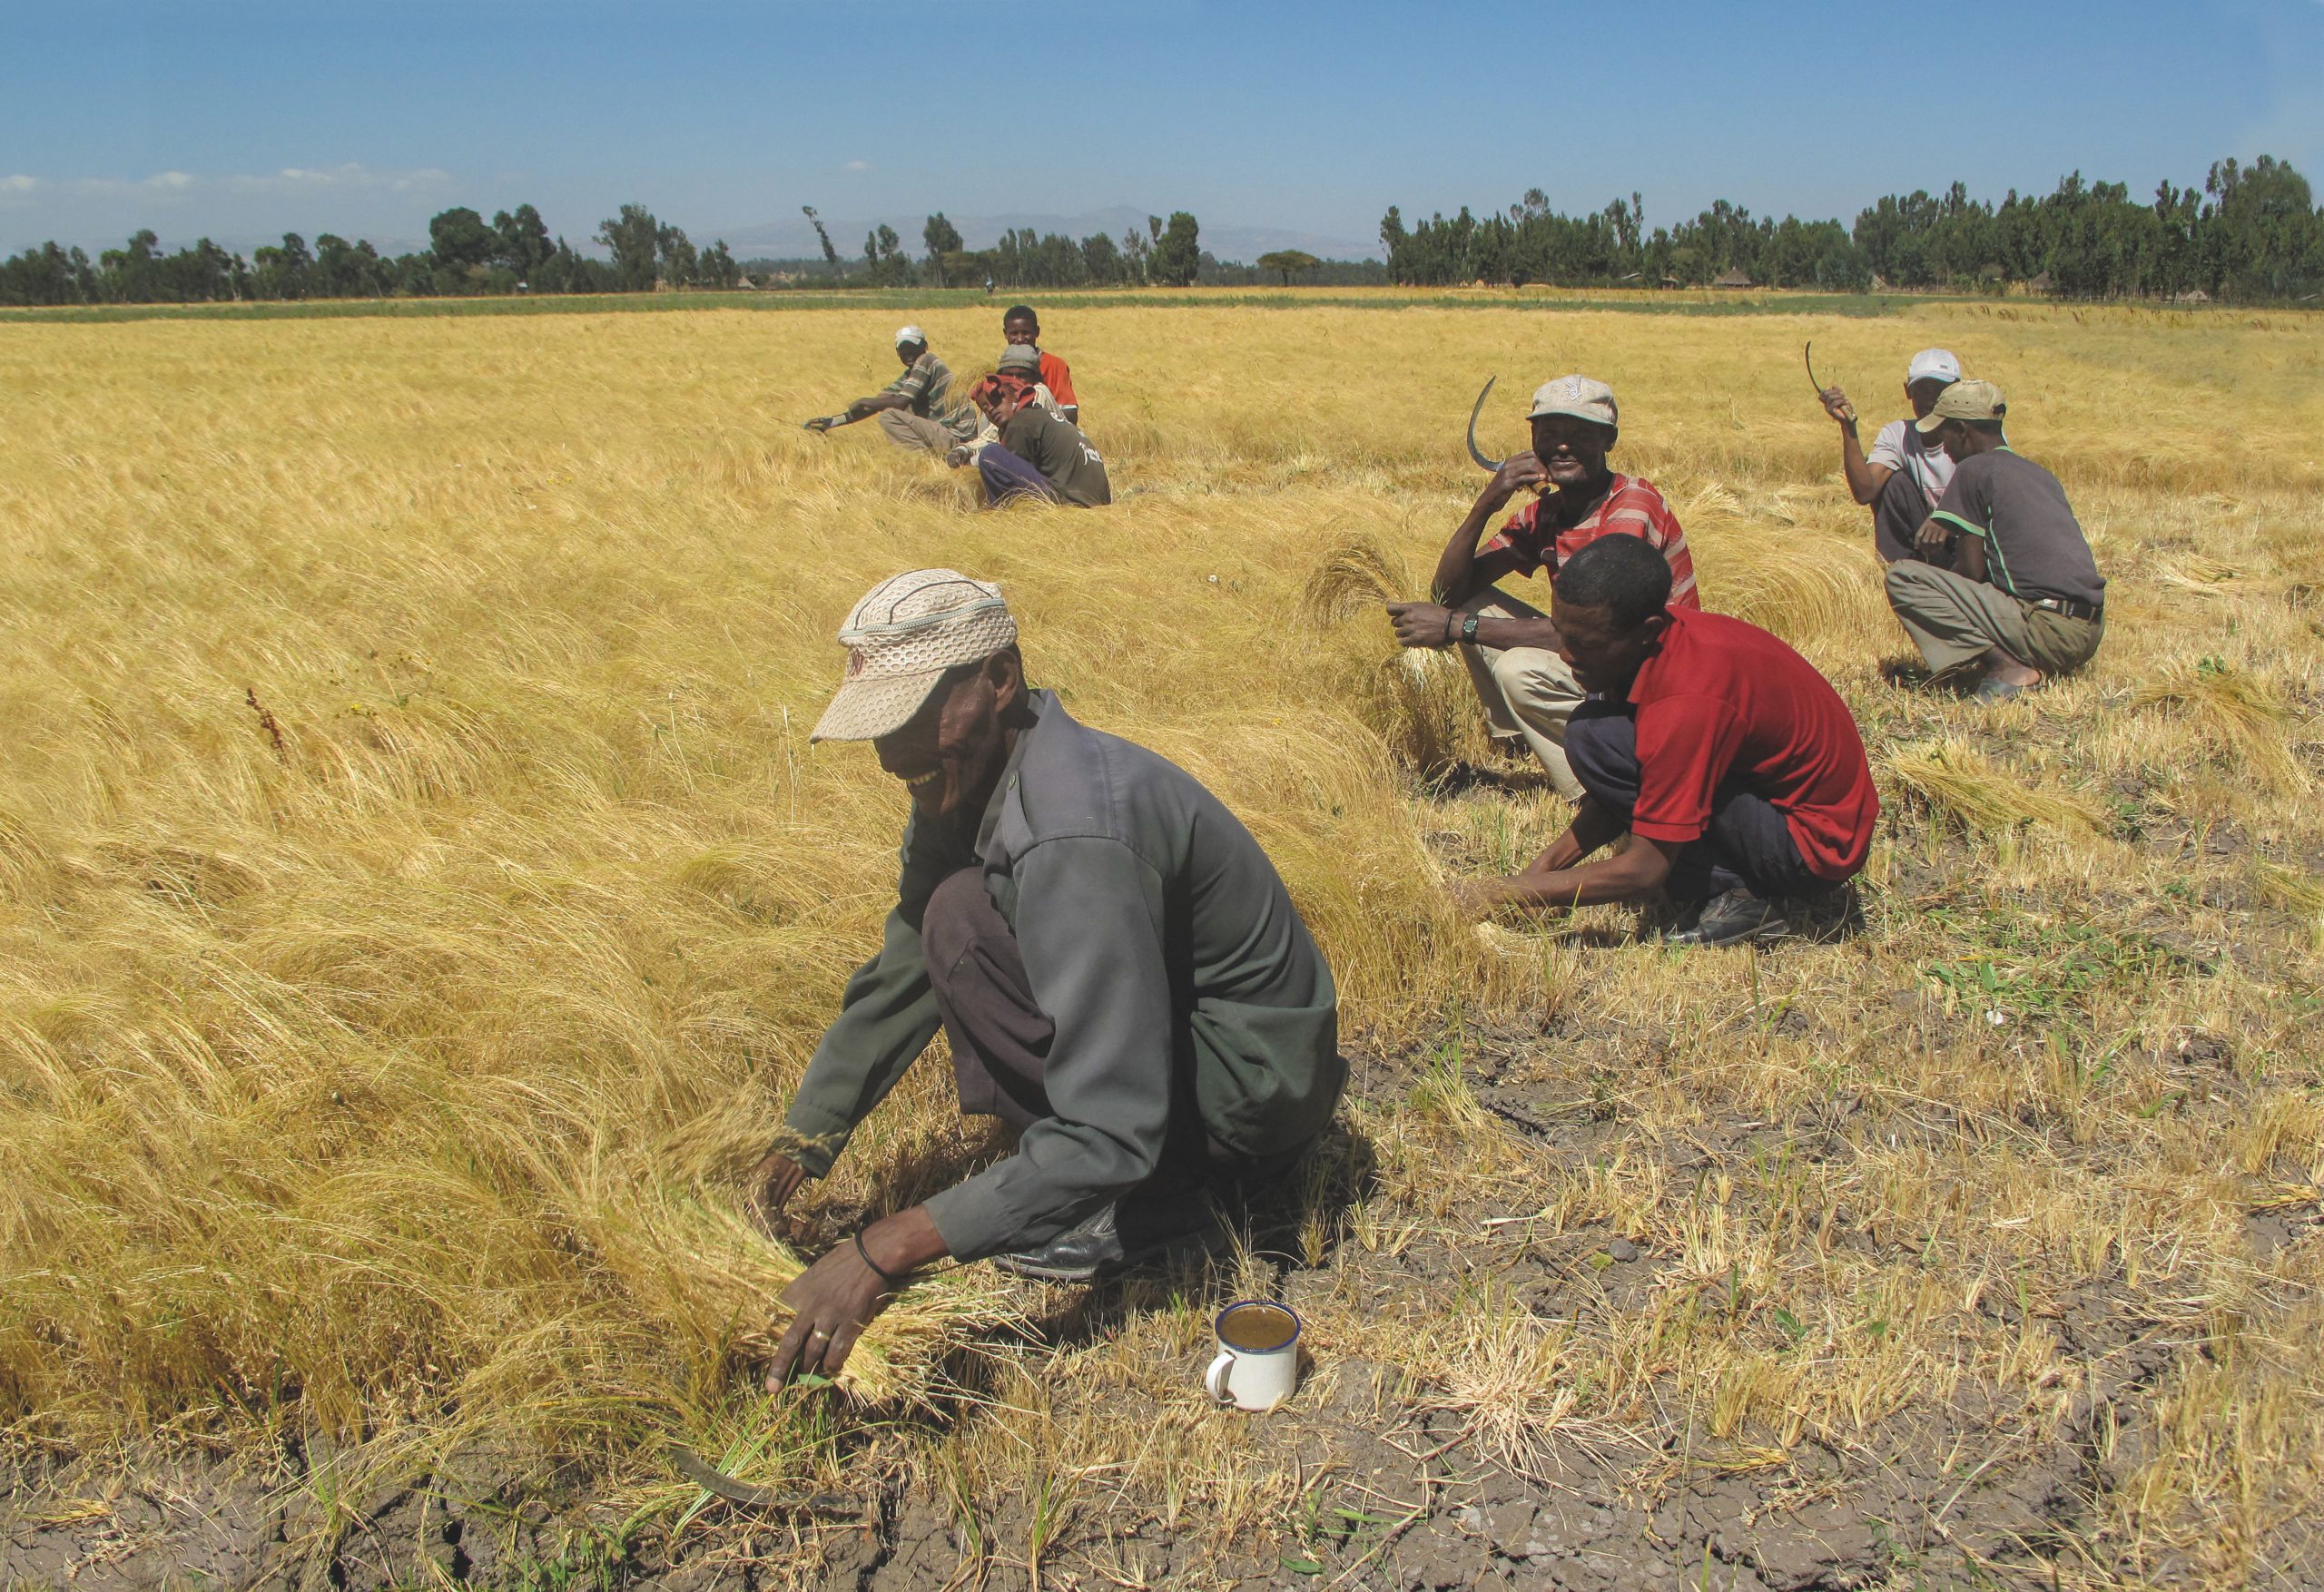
[1219, 1302, 1298, 1352]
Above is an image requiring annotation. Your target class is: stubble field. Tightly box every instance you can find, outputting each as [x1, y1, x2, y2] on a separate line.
[2, 290, 2320, 1591]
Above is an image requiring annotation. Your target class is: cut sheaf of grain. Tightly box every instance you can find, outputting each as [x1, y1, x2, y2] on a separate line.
[1882, 739, 2110, 835]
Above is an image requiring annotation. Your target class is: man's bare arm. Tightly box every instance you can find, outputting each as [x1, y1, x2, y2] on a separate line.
[1433, 453, 1548, 604]
[1822, 387, 1894, 506]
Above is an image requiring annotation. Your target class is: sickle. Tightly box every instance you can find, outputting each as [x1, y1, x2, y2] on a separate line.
[1465, 376, 1502, 472]
[1803, 340, 1827, 398]
[670, 1444, 861, 1515]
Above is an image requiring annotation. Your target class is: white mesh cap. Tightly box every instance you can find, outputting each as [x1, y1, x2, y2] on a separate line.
[810, 569, 1019, 742]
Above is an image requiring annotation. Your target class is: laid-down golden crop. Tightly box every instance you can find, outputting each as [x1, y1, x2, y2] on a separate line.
[1, 291, 2319, 1586]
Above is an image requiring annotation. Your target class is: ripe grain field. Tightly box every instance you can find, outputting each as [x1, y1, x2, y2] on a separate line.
[1, 293, 2319, 1591]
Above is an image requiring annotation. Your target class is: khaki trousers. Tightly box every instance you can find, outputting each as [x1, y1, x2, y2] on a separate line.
[1885, 561, 2103, 679]
[877, 409, 958, 455]
[1454, 588, 1587, 799]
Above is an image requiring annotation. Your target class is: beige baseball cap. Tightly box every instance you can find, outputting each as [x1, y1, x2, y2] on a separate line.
[1527, 374, 1619, 427]
[810, 569, 1019, 742]
[1915, 378, 2006, 431]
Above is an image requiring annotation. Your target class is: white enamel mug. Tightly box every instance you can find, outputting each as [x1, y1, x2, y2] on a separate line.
[1205, 1300, 1302, 1412]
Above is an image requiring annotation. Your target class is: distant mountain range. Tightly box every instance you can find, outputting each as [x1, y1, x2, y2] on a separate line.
[718, 205, 1380, 264]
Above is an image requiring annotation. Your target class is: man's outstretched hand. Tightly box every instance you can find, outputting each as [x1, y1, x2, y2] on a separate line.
[1819, 385, 1858, 426]
[1386, 600, 1456, 650]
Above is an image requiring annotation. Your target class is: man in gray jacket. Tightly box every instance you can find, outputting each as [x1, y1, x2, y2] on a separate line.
[755, 569, 1342, 1383]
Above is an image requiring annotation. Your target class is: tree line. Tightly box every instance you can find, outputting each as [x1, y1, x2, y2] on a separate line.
[0, 201, 753, 306]
[1380, 156, 2324, 302]
[0, 201, 1218, 306]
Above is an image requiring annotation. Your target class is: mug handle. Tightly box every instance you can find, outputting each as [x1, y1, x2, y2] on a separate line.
[1205, 1351, 1235, 1404]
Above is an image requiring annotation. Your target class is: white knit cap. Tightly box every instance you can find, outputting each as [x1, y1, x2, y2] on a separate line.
[894, 324, 927, 348]
[810, 569, 1018, 742]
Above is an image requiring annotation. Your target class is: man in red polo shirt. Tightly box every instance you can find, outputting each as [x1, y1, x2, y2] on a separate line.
[1449, 536, 1876, 946]
[1387, 375, 1695, 800]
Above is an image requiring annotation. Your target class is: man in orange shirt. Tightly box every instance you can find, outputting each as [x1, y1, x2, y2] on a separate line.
[1003, 306, 1079, 426]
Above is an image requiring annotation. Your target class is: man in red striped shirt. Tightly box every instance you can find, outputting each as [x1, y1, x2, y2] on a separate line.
[1388, 375, 1696, 799]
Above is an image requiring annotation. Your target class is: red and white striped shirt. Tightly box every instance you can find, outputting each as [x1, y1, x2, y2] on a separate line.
[1479, 474, 1699, 610]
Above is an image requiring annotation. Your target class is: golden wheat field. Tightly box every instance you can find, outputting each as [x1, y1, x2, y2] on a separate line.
[2, 291, 2320, 1590]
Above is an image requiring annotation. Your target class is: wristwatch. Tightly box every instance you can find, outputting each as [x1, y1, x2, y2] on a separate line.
[1461, 614, 1482, 644]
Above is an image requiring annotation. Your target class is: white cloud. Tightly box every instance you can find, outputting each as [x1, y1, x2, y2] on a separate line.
[2, 174, 38, 193]
[844, 159, 869, 172]
[226, 162, 452, 194]
[55, 163, 454, 201]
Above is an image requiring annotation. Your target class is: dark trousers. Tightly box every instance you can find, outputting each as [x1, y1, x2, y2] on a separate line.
[1872, 467, 1941, 566]
[1564, 702, 1827, 902]
[976, 445, 1059, 507]
[920, 869, 1270, 1196]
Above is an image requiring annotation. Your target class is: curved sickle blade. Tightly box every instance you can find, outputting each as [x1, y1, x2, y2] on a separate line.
[1465, 376, 1502, 472]
[1803, 339, 1827, 398]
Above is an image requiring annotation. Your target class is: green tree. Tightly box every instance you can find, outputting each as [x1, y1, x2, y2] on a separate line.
[802, 205, 842, 275]
[657, 221, 698, 287]
[596, 203, 661, 290]
[1256, 249, 1320, 285]
[491, 204, 554, 279]
[428, 207, 497, 274]
[1153, 211, 1201, 286]
[698, 240, 743, 289]
[922, 212, 964, 283]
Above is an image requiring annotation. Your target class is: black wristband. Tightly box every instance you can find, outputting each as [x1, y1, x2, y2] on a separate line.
[853, 1229, 911, 1292]
[1442, 612, 1457, 645]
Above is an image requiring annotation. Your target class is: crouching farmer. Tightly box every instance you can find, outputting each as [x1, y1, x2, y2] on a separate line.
[1885, 379, 2105, 702]
[755, 569, 1342, 1382]
[1450, 536, 1878, 947]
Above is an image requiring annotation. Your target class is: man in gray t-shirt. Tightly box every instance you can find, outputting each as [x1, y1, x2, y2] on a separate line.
[1817, 347, 1960, 564]
[1883, 381, 2105, 703]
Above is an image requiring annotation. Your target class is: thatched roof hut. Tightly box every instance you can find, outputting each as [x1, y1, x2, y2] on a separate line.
[2028, 270, 2053, 294]
[1712, 267, 1752, 289]
[2172, 288, 2211, 304]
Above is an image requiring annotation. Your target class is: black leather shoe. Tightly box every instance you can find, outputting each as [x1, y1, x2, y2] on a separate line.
[1661, 887, 1794, 948]
[991, 1192, 1220, 1282]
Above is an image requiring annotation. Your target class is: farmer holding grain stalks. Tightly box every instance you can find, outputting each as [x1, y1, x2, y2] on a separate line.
[1386, 376, 1696, 800]
[801, 324, 980, 456]
[951, 348, 1112, 507]
[1446, 536, 1878, 947]
[752, 571, 1341, 1381]
[1817, 347, 1961, 565]
[1884, 379, 2105, 701]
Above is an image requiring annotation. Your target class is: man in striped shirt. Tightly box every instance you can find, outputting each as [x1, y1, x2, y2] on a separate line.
[1388, 375, 1697, 799]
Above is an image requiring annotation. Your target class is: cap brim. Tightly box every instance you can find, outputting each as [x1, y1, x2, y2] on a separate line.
[1914, 413, 1947, 433]
[1525, 404, 1616, 426]
[810, 671, 948, 742]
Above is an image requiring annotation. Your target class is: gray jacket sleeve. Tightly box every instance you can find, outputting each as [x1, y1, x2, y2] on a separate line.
[778, 824, 951, 1176]
[923, 836, 1175, 1260]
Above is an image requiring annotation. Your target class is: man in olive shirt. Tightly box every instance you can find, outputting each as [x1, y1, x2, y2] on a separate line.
[753, 570, 1340, 1382]
[1886, 380, 2105, 702]
[802, 325, 980, 455]
[961, 349, 1112, 507]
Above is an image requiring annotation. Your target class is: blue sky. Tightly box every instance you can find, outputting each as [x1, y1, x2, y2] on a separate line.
[5, 0, 2321, 257]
